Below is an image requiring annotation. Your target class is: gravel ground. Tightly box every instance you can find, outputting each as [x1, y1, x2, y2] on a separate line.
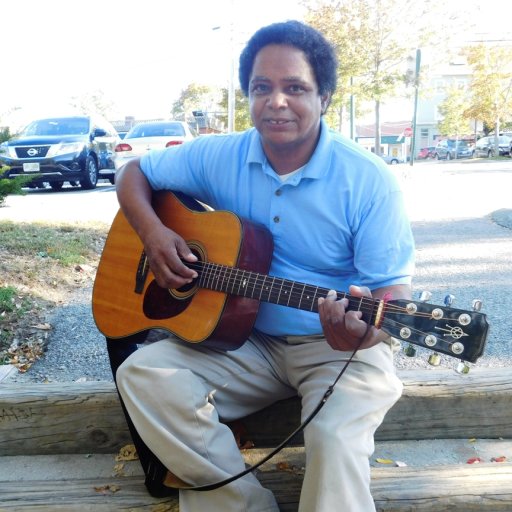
[3, 161, 512, 383]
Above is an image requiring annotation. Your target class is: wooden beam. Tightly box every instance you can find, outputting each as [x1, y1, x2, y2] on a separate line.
[1, 368, 511, 456]
[0, 461, 511, 511]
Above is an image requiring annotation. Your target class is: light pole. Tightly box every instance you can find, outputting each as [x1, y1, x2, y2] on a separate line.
[212, 18, 236, 133]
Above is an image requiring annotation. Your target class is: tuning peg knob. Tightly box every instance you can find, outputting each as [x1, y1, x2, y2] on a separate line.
[456, 361, 471, 374]
[444, 294, 455, 307]
[428, 352, 441, 366]
[472, 299, 483, 312]
[419, 290, 432, 302]
[404, 344, 417, 357]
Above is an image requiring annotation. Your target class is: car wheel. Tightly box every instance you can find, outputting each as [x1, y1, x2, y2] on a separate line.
[50, 182, 64, 191]
[435, 153, 441, 160]
[487, 150, 492, 158]
[80, 156, 98, 189]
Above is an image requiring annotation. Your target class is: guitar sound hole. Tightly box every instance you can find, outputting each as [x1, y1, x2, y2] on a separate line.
[169, 243, 205, 301]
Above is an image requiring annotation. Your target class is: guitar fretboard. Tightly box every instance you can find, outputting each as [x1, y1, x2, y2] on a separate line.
[190, 260, 380, 324]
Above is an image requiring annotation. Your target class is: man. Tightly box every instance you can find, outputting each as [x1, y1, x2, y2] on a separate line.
[115, 20, 414, 512]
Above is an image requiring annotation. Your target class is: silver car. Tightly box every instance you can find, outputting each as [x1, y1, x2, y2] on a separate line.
[114, 121, 197, 170]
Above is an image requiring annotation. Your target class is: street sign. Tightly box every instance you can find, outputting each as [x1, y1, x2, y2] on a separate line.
[404, 127, 413, 137]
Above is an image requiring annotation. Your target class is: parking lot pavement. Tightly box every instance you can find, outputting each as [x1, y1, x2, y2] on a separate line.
[0, 183, 118, 224]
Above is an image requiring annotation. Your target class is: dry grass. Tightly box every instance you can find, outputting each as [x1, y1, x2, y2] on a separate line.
[0, 219, 108, 370]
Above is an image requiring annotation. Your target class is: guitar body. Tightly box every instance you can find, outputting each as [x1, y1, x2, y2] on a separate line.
[92, 191, 274, 349]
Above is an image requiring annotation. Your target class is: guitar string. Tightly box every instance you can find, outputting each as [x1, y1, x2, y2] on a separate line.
[186, 260, 455, 320]
[188, 260, 383, 313]
[180, 261, 470, 355]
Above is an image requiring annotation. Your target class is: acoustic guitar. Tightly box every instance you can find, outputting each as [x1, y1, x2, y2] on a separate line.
[92, 191, 489, 363]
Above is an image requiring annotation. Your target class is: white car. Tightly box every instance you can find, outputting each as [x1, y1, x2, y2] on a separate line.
[114, 121, 197, 169]
[379, 154, 405, 165]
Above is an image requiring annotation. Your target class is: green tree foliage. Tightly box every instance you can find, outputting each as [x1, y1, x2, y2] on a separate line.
[437, 85, 471, 138]
[0, 127, 11, 144]
[464, 44, 512, 138]
[170, 83, 219, 121]
[304, 0, 468, 152]
[218, 88, 252, 131]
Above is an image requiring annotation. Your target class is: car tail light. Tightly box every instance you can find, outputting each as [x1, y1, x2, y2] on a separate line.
[165, 140, 184, 147]
[115, 143, 133, 152]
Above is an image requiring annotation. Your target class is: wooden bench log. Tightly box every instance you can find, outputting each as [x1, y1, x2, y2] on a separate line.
[1, 459, 511, 511]
[1, 368, 511, 456]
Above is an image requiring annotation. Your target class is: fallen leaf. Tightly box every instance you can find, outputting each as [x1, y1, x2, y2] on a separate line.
[491, 456, 507, 463]
[227, 420, 256, 450]
[468, 438, 477, 443]
[32, 323, 51, 330]
[375, 458, 394, 464]
[115, 444, 138, 461]
[94, 484, 121, 494]
[466, 457, 483, 464]
[113, 463, 125, 476]
[276, 462, 291, 471]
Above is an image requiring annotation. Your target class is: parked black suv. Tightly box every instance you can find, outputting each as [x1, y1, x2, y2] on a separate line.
[0, 115, 120, 190]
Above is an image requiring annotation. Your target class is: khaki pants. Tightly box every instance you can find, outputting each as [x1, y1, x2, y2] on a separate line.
[117, 331, 402, 512]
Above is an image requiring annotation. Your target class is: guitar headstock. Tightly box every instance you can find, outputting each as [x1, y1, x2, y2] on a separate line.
[382, 294, 489, 365]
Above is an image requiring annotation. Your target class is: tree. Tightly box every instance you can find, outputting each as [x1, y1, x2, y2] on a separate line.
[304, 0, 469, 153]
[218, 88, 252, 131]
[170, 83, 220, 122]
[69, 89, 115, 117]
[464, 44, 512, 151]
[437, 85, 471, 142]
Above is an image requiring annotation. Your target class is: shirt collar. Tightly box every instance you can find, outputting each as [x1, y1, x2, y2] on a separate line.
[246, 118, 333, 180]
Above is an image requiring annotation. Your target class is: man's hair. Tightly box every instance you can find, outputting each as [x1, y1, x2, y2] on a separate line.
[239, 20, 338, 98]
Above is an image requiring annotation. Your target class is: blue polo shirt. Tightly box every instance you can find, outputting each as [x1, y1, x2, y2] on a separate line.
[140, 119, 415, 336]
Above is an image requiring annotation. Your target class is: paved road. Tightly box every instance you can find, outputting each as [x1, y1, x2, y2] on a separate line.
[1, 159, 511, 382]
[396, 159, 512, 370]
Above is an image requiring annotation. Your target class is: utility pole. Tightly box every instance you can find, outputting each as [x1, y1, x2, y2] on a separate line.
[410, 48, 421, 167]
[350, 76, 355, 140]
[227, 17, 235, 133]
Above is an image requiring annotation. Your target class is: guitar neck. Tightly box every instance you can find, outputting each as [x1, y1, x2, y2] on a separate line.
[192, 261, 381, 325]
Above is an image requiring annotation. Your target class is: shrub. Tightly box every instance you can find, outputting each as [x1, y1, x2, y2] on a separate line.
[0, 172, 41, 205]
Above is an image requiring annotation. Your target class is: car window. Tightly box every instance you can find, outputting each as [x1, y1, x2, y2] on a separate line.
[128, 123, 186, 138]
[22, 117, 90, 136]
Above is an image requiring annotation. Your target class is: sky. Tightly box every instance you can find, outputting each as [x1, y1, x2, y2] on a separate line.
[1, 0, 510, 129]
[1, 0, 305, 126]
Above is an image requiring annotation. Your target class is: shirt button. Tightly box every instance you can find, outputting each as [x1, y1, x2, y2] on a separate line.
[275, 189, 282, 196]
[273, 216, 280, 223]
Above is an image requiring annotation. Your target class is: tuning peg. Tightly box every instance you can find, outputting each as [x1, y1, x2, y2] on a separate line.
[428, 352, 441, 366]
[404, 344, 417, 357]
[444, 294, 455, 307]
[456, 361, 471, 374]
[472, 299, 483, 312]
[419, 290, 432, 302]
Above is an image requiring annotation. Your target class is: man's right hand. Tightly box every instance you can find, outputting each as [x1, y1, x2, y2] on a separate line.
[115, 158, 198, 290]
[141, 224, 198, 290]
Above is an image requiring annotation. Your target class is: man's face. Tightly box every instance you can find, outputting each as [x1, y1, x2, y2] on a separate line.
[248, 44, 327, 158]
